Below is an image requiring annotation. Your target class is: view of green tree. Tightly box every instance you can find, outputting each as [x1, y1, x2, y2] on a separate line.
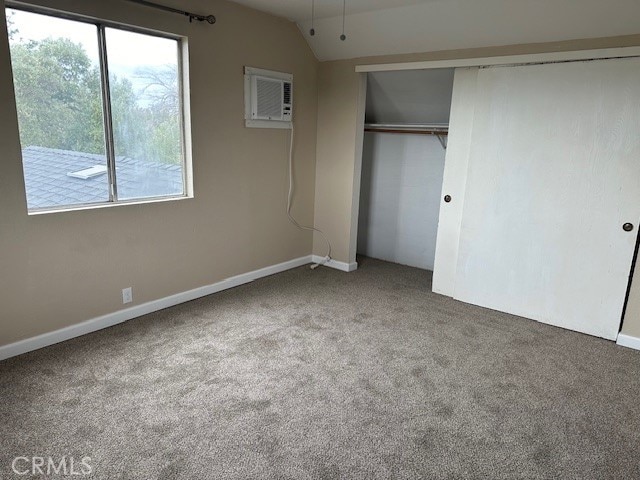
[111, 65, 181, 165]
[135, 66, 182, 167]
[9, 34, 181, 165]
[10, 38, 99, 153]
[6, 11, 17, 41]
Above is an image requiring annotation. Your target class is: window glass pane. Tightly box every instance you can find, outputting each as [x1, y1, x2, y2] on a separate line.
[105, 28, 184, 201]
[7, 9, 108, 210]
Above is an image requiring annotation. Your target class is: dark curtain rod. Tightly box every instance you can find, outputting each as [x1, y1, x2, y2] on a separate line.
[123, 0, 216, 24]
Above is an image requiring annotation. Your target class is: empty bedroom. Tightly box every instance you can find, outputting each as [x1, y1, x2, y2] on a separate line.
[1, 0, 639, 478]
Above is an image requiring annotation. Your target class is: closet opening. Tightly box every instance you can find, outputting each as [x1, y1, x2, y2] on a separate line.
[356, 68, 454, 271]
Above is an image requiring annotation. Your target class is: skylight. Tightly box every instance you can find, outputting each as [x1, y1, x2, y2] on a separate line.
[67, 165, 108, 180]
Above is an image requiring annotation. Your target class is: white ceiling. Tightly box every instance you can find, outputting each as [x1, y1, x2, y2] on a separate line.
[229, 0, 640, 62]
[228, 0, 432, 22]
[366, 69, 454, 125]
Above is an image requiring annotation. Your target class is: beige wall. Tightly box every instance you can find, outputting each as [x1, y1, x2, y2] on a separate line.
[0, 0, 318, 347]
[312, 34, 640, 337]
[313, 61, 364, 263]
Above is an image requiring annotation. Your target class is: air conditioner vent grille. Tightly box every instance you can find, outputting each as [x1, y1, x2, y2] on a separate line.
[283, 82, 292, 105]
[256, 77, 283, 119]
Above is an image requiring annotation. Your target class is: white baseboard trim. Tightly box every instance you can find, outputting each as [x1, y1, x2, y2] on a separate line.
[616, 333, 640, 351]
[0, 255, 313, 362]
[312, 255, 358, 272]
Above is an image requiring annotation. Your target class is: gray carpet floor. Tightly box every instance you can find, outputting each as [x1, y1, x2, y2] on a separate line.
[1, 257, 640, 479]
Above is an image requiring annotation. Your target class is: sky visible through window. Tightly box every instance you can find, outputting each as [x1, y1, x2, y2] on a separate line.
[8, 9, 174, 74]
[8, 9, 178, 104]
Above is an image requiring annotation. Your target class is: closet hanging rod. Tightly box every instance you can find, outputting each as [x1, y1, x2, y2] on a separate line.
[122, 0, 216, 24]
[365, 123, 448, 149]
[364, 128, 449, 136]
[366, 123, 448, 129]
[364, 123, 449, 136]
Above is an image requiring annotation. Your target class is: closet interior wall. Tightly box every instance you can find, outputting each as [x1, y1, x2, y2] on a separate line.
[357, 69, 454, 270]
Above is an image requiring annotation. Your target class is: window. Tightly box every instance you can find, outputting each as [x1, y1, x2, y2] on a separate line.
[6, 6, 189, 212]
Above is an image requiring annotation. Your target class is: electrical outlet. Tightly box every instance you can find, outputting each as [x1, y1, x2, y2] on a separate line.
[122, 287, 133, 304]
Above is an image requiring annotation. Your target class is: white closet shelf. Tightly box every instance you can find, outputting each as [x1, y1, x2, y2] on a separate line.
[364, 123, 449, 136]
[364, 124, 448, 149]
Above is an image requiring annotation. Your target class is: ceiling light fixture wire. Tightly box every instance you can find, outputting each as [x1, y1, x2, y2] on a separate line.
[340, 0, 347, 41]
[310, 0, 315, 36]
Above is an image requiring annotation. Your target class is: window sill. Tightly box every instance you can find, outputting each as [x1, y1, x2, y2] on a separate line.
[27, 194, 193, 216]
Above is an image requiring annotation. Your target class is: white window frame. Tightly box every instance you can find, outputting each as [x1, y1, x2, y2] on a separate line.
[6, 1, 194, 214]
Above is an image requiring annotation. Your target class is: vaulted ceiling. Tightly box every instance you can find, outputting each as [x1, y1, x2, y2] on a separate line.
[228, 0, 430, 22]
[366, 69, 455, 125]
[228, 0, 640, 62]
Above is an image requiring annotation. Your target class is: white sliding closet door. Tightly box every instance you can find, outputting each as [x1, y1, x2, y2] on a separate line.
[452, 58, 640, 340]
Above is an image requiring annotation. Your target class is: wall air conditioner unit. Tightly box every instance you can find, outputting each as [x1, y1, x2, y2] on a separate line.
[244, 67, 293, 129]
